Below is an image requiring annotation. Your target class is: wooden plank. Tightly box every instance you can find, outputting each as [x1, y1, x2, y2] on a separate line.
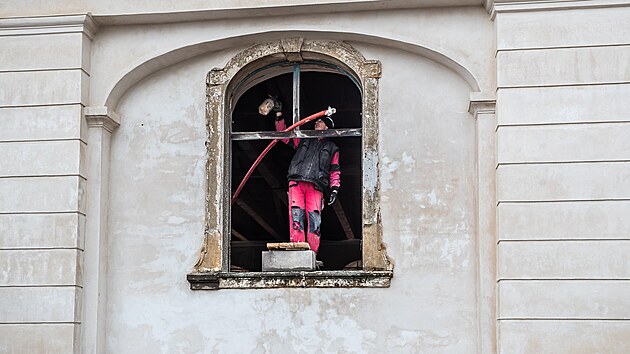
[234, 198, 282, 240]
[267, 242, 310, 250]
[231, 128, 362, 140]
[236, 141, 288, 207]
[231, 228, 248, 241]
[332, 199, 355, 240]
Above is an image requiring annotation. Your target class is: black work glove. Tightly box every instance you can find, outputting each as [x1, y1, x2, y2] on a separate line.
[327, 188, 338, 205]
[270, 95, 282, 112]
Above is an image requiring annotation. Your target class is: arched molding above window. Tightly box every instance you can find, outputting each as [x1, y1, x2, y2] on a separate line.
[100, 32, 483, 111]
[190, 38, 393, 289]
[206, 38, 381, 88]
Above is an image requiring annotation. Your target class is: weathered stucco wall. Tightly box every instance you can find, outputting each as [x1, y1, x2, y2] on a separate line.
[105, 39, 478, 352]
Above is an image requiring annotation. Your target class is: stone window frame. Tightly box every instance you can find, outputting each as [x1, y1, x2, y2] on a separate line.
[187, 38, 392, 290]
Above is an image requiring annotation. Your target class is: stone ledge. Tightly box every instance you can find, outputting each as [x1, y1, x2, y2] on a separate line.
[187, 270, 393, 290]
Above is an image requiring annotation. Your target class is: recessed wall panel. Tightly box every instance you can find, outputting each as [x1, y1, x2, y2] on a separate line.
[0, 249, 81, 286]
[497, 7, 630, 49]
[497, 84, 630, 125]
[497, 46, 630, 87]
[0, 70, 87, 107]
[499, 241, 630, 279]
[0, 105, 84, 142]
[0, 140, 85, 177]
[499, 320, 630, 354]
[0, 287, 79, 323]
[499, 280, 630, 319]
[0, 176, 83, 213]
[497, 123, 630, 163]
[497, 163, 630, 201]
[0, 213, 83, 249]
[0, 33, 84, 72]
[0, 324, 76, 353]
[498, 201, 630, 240]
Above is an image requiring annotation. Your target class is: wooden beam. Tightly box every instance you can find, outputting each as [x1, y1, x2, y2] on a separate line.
[234, 198, 282, 240]
[236, 141, 288, 207]
[231, 128, 362, 140]
[231, 228, 248, 241]
[332, 199, 355, 240]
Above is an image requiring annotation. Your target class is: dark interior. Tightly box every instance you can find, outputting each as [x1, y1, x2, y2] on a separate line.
[229, 70, 363, 271]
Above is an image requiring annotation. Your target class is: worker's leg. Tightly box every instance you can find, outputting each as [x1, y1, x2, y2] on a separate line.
[288, 181, 306, 243]
[304, 182, 324, 254]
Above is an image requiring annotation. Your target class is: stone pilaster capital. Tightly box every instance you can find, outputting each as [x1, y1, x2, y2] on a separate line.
[85, 106, 121, 133]
[468, 92, 496, 119]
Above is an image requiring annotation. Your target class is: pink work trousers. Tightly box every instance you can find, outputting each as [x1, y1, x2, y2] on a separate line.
[288, 181, 323, 253]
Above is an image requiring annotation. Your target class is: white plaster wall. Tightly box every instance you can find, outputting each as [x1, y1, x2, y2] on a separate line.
[106, 41, 477, 352]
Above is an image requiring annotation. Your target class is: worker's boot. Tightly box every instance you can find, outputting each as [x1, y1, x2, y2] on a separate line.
[315, 260, 324, 270]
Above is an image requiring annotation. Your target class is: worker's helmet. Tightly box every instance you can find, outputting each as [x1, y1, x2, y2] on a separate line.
[322, 116, 335, 129]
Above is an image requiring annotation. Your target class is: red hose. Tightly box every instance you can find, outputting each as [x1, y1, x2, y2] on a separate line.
[231, 109, 331, 205]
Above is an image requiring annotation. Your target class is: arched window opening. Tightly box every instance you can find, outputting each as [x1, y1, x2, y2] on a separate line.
[229, 61, 363, 271]
[189, 39, 392, 289]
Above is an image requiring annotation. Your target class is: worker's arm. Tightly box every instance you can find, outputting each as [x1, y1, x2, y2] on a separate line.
[274, 112, 300, 148]
[327, 151, 340, 205]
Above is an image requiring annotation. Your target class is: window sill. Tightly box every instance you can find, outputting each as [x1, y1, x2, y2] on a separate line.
[187, 270, 393, 290]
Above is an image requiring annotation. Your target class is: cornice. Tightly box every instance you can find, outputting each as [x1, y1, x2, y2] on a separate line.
[85, 106, 121, 133]
[0, 13, 98, 39]
[489, 0, 630, 19]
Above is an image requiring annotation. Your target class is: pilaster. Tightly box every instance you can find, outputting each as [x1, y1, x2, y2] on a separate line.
[83, 106, 120, 354]
[469, 92, 497, 354]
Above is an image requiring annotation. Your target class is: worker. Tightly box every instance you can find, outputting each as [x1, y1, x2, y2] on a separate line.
[259, 97, 341, 256]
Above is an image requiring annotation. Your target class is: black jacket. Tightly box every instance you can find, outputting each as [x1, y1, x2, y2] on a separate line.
[288, 138, 339, 192]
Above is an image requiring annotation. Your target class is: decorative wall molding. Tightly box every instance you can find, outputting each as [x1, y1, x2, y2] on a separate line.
[0, 14, 98, 39]
[468, 92, 496, 118]
[85, 106, 120, 132]
[488, 0, 630, 19]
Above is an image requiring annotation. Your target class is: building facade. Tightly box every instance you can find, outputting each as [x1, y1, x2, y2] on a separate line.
[1, 1, 629, 353]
